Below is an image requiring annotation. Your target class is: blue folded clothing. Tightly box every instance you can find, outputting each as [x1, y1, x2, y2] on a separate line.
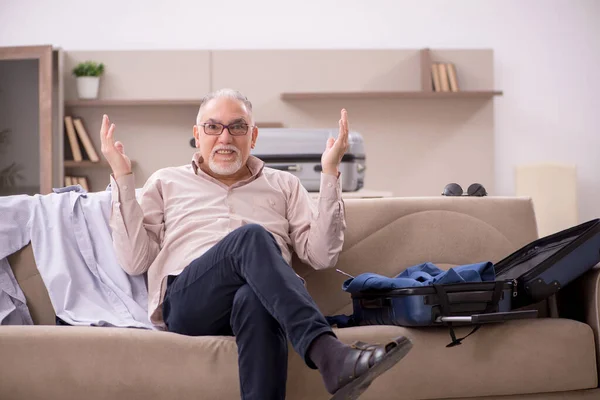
[342, 261, 495, 294]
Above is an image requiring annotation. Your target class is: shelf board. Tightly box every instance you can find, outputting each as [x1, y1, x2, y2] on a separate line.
[64, 160, 109, 168]
[64, 100, 284, 127]
[65, 99, 204, 107]
[280, 91, 503, 100]
[64, 160, 137, 168]
[257, 122, 284, 128]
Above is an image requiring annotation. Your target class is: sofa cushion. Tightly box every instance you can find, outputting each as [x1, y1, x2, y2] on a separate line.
[286, 319, 597, 400]
[0, 325, 241, 400]
[0, 318, 595, 400]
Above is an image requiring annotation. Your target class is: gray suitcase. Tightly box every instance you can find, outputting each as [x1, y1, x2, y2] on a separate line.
[251, 128, 366, 192]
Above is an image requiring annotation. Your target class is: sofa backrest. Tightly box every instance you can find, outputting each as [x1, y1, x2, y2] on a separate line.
[292, 196, 539, 317]
[8, 195, 539, 326]
[8, 243, 55, 325]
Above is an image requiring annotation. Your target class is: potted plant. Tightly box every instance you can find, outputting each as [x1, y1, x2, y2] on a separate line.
[72, 61, 105, 99]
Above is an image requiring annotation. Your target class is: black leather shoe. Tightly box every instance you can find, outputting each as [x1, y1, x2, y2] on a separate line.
[331, 336, 413, 400]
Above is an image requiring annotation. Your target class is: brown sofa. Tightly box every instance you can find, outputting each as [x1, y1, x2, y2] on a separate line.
[1, 196, 599, 400]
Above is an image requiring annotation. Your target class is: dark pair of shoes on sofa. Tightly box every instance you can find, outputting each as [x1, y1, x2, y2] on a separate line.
[330, 336, 413, 400]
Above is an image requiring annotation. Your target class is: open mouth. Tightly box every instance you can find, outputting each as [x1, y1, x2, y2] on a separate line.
[212, 148, 239, 161]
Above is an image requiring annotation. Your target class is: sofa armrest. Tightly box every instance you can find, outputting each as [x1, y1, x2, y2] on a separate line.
[581, 265, 600, 370]
[556, 263, 600, 384]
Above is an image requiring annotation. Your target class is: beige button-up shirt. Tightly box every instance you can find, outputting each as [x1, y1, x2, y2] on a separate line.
[109, 153, 346, 328]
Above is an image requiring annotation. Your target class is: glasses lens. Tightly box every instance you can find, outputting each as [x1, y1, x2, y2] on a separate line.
[229, 123, 248, 136]
[467, 183, 487, 197]
[204, 123, 223, 135]
[443, 183, 463, 196]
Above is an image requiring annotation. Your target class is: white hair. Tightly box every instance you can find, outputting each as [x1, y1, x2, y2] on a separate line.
[196, 88, 254, 125]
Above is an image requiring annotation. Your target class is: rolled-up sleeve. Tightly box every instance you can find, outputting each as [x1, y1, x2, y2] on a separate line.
[286, 172, 346, 270]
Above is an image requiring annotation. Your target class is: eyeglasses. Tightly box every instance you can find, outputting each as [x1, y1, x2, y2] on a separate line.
[442, 183, 488, 197]
[199, 122, 252, 136]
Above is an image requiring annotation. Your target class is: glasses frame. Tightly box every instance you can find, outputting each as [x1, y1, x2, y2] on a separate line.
[441, 182, 488, 197]
[199, 122, 254, 136]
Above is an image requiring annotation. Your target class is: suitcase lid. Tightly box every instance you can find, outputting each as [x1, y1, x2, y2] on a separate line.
[251, 128, 365, 159]
[495, 218, 600, 281]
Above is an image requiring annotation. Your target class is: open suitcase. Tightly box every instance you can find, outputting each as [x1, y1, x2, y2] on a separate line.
[250, 128, 366, 192]
[349, 219, 600, 345]
[351, 280, 537, 346]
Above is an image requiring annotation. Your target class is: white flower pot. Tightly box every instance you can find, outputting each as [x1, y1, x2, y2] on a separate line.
[76, 77, 100, 99]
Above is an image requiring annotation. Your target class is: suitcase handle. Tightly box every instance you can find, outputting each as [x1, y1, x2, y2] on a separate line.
[268, 164, 302, 172]
[359, 297, 392, 309]
[436, 310, 538, 324]
[424, 290, 501, 305]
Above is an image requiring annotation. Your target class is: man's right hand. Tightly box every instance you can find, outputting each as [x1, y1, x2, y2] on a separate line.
[100, 114, 132, 179]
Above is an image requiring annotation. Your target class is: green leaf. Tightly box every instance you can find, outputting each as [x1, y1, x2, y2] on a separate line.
[0, 161, 25, 188]
[0, 128, 10, 147]
[72, 61, 105, 77]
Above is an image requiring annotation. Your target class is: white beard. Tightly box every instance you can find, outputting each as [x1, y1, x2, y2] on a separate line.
[208, 145, 243, 175]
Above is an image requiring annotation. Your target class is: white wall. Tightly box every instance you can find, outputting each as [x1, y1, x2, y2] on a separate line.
[1, 0, 599, 221]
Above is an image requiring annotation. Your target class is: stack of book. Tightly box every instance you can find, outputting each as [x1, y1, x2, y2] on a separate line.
[431, 62, 460, 92]
[64, 116, 100, 191]
[64, 175, 89, 191]
[64, 116, 100, 163]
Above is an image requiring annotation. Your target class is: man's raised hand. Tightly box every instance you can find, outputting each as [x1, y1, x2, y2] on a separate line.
[321, 109, 350, 176]
[99, 114, 132, 179]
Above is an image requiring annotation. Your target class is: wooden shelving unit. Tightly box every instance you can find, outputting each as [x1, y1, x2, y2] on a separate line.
[55, 47, 501, 196]
[281, 48, 502, 101]
[64, 160, 108, 168]
[257, 122, 284, 128]
[65, 99, 204, 107]
[64, 160, 137, 168]
[280, 91, 503, 100]
[65, 100, 284, 127]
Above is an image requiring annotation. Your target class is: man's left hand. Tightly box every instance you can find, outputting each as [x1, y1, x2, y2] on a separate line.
[321, 109, 350, 176]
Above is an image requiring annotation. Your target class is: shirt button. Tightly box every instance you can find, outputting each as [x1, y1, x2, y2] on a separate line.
[327, 183, 333, 188]
[123, 185, 128, 190]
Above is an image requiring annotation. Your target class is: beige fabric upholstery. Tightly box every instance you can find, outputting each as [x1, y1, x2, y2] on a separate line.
[7, 243, 55, 325]
[582, 265, 600, 380]
[447, 389, 600, 399]
[295, 196, 539, 316]
[14, 196, 541, 328]
[0, 326, 241, 400]
[0, 319, 596, 400]
[3, 196, 599, 399]
[286, 321, 597, 400]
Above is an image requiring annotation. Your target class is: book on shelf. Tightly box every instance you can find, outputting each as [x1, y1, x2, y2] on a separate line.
[64, 175, 90, 192]
[446, 63, 459, 92]
[431, 63, 442, 92]
[64, 116, 100, 163]
[431, 62, 460, 92]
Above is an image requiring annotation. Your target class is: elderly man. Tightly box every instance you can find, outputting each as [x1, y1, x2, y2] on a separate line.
[100, 88, 412, 400]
